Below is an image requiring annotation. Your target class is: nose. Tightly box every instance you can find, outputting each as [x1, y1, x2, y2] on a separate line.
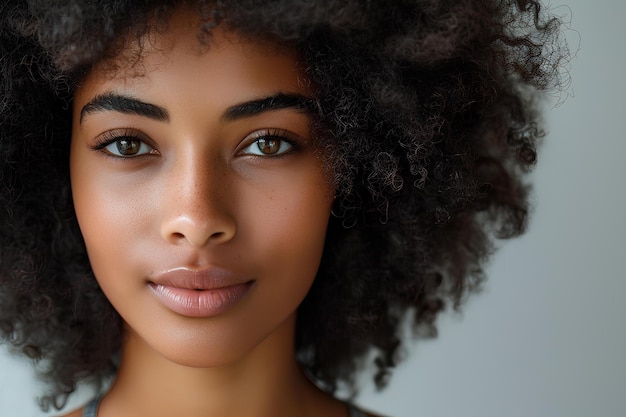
[160, 152, 236, 247]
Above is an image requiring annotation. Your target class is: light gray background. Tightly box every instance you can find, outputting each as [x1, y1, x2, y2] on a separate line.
[1, 1, 625, 416]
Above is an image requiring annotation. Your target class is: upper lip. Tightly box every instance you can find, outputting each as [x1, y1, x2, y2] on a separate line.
[149, 267, 251, 290]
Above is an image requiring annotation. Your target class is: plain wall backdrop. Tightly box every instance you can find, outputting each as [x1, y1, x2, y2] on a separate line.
[1, 1, 625, 416]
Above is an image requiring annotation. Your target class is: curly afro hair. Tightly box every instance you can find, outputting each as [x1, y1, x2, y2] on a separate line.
[0, 0, 565, 410]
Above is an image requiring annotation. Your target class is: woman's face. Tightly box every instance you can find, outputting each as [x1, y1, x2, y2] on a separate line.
[70, 11, 333, 367]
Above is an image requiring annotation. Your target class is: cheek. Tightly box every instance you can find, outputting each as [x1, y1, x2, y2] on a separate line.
[237, 177, 333, 326]
[70, 155, 153, 282]
[241, 169, 333, 276]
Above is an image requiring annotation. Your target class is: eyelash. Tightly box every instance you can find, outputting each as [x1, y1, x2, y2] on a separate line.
[90, 128, 302, 159]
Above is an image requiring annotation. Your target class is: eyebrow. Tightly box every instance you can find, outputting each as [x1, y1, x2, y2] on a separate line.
[221, 93, 320, 122]
[80, 93, 169, 124]
[79, 92, 319, 125]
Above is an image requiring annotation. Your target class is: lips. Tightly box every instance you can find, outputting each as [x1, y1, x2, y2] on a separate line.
[148, 267, 253, 317]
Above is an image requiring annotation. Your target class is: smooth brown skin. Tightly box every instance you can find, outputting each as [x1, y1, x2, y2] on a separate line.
[65, 7, 371, 417]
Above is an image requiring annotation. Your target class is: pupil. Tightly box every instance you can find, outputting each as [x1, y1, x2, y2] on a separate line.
[257, 138, 279, 154]
[117, 139, 139, 155]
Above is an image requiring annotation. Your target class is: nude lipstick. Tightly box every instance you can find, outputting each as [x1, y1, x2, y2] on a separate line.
[148, 267, 253, 317]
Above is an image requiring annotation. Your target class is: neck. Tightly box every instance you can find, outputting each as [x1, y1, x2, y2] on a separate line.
[98, 315, 344, 417]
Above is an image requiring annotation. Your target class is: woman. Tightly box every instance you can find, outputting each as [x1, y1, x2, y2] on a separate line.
[0, 1, 563, 416]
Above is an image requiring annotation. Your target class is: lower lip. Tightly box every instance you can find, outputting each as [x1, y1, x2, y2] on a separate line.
[148, 282, 253, 318]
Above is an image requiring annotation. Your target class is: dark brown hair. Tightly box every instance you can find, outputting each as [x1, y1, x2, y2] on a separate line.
[0, 0, 565, 410]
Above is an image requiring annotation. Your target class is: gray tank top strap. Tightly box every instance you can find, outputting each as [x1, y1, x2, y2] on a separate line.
[82, 395, 103, 417]
[348, 403, 368, 417]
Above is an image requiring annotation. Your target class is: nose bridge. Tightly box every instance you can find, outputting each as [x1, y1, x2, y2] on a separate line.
[161, 146, 235, 247]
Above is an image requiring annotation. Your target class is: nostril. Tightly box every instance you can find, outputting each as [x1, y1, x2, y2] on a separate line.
[210, 231, 224, 238]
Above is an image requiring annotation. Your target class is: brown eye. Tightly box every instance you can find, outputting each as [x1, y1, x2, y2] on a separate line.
[256, 138, 281, 155]
[94, 128, 157, 158]
[240, 134, 294, 157]
[101, 137, 155, 157]
[116, 139, 141, 155]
